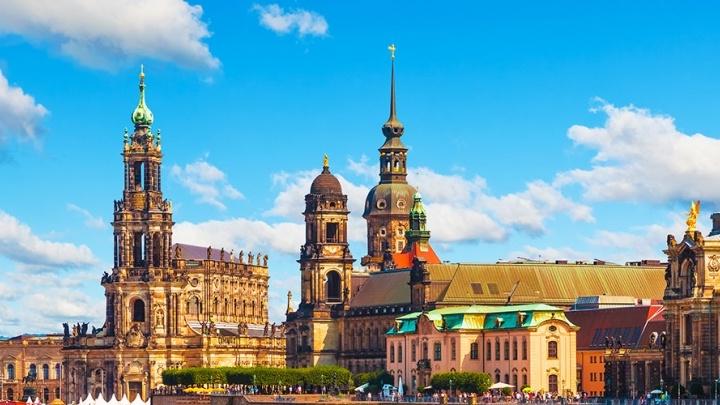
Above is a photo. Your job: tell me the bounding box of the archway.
[326,271,341,301]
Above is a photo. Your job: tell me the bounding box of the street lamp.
[715,379,719,403]
[253,374,257,394]
[321,374,325,395]
[449,379,453,398]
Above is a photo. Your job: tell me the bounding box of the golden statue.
[323,153,329,168]
[388,43,396,60]
[686,200,701,232]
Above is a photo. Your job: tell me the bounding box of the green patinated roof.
[386,303,575,335]
[131,65,154,127]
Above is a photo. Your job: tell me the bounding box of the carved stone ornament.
[709,255,720,273]
[125,323,146,348]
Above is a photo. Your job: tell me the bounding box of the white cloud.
[174,218,304,255]
[0,210,97,269]
[253,4,328,37]
[171,159,243,210]
[0,70,48,143]
[406,167,593,242]
[0,0,219,70]
[347,155,376,180]
[67,203,106,230]
[556,101,720,202]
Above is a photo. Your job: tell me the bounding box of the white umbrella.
[25,396,32,404]
[118,394,131,405]
[397,376,404,397]
[489,382,514,390]
[129,394,145,405]
[107,394,119,405]
[33,396,41,404]
[94,394,108,405]
[83,393,95,405]
[354,383,369,393]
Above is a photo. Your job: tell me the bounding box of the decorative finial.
[323,153,329,168]
[686,200,701,233]
[382,43,403,135]
[131,65,154,127]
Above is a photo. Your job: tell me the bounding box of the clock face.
[322,245,341,256]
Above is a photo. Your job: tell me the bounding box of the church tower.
[286,156,355,367]
[106,66,175,340]
[362,45,417,271]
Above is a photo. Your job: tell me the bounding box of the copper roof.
[310,167,342,194]
[432,263,666,306]
[350,270,410,308]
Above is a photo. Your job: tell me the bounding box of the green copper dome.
[131,65,154,127]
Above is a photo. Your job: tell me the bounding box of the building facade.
[385,304,578,395]
[285,51,668,375]
[0,335,64,403]
[567,304,665,398]
[61,68,285,404]
[663,204,720,395]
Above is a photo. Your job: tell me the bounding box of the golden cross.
[388,43,396,60]
[323,153,329,168]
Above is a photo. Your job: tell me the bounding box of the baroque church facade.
[663,203,720,395]
[61,68,285,403]
[285,52,668,377]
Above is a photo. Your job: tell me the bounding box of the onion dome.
[310,154,342,195]
[131,65,154,127]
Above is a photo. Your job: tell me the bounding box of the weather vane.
[388,43,396,60]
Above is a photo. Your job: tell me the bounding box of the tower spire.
[383,44,404,136]
[131,64,154,128]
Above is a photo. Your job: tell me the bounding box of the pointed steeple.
[382,44,404,137]
[131,64,154,128]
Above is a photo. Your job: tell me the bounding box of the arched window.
[504,340,510,360]
[390,344,395,363]
[42,364,49,380]
[398,344,403,363]
[132,299,145,322]
[43,388,49,402]
[451,338,457,360]
[55,364,61,379]
[422,342,428,360]
[522,338,528,360]
[55,387,60,400]
[495,371,500,383]
[548,341,558,359]
[470,343,479,360]
[513,338,518,360]
[548,374,558,393]
[7,388,13,400]
[411,341,417,361]
[486,340,492,360]
[495,338,500,361]
[29,364,37,379]
[513,373,518,389]
[7,363,15,380]
[326,271,341,301]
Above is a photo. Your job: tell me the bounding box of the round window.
[190,278,199,287]
[397,199,406,209]
[376,199,387,210]
[379,227,387,236]
[549,325,557,332]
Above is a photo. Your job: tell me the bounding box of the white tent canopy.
[489,382,515,390]
[73,394,150,405]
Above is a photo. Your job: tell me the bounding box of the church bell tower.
[106,66,174,339]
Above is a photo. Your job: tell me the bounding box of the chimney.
[710,213,720,237]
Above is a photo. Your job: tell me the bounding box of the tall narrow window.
[398,344,403,363]
[326,271,341,301]
[451,338,457,360]
[495,338,500,361]
[133,161,144,189]
[7,364,14,380]
[684,314,693,345]
[548,375,558,393]
[29,364,37,379]
[504,340,510,360]
[486,340,492,361]
[470,343,479,360]
[433,342,442,361]
[132,299,145,322]
[326,223,339,243]
[390,344,395,363]
[152,233,161,267]
[522,338,528,360]
[411,341,417,362]
[548,341,558,359]
[513,338,518,360]
[42,364,49,380]
[133,232,145,267]
[55,364,61,379]
[422,342,428,360]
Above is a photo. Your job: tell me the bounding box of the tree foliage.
[162,365,352,389]
[430,372,492,394]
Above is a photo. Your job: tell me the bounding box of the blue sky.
[1,1,720,335]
